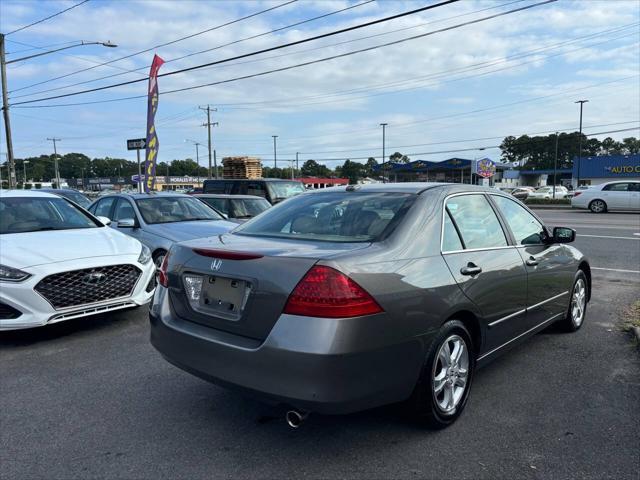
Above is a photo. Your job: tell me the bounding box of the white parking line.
[578,234,640,240]
[592,267,640,274]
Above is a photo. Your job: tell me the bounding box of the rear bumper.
[149,286,428,414]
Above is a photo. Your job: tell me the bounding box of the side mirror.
[96,216,111,226]
[117,218,136,228]
[553,226,576,243]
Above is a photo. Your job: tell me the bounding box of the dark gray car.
[150,183,590,428]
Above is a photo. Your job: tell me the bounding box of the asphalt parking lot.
[1,208,638,480]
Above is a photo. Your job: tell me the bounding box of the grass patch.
[621,300,640,331]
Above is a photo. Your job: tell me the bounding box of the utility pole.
[575,100,588,187]
[272,135,278,169]
[199,105,218,179]
[213,150,217,179]
[22,160,29,184]
[0,34,15,188]
[380,123,388,183]
[47,138,61,188]
[553,132,559,199]
[296,152,299,177]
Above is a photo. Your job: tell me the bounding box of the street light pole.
[380,123,388,183]
[0,38,117,189]
[23,160,29,185]
[185,139,202,176]
[575,99,588,187]
[272,135,278,170]
[47,137,61,188]
[0,34,15,188]
[553,132,559,199]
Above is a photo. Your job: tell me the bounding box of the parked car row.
[571,180,640,212]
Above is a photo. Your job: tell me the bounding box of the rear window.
[266,181,306,201]
[234,192,416,243]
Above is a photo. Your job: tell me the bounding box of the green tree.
[389,151,410,163]
[365,157,378,176]
[340,159,365,184]
[300,159,331,177]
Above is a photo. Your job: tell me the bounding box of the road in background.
[533,209,640,274]
[1,208,638,480]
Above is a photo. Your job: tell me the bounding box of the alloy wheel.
[571,278,587,326]
[432,334,469,414]
[590,200,605,213]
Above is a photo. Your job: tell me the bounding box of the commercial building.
[573,154,639,186]
[299,177,349,189]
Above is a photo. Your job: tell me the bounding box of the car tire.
[408,320,475,429]
[589,199,607,213]
[558,271,588,332]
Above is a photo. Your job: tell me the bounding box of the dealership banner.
[143,54,165,193]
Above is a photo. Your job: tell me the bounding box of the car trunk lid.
[168,233,370,340]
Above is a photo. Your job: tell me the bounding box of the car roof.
[302,182,496,195]
[0,189,60,198]
[96,191,191,199]
[195,194,268,199]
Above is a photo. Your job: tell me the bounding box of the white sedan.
[571,180,640,213]
[527,186,569,199]
[0,190,156,331]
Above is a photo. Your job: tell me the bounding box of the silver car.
[88,193,237,268]
[150,183,590,428]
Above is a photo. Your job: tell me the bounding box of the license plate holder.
[198,275,251,321]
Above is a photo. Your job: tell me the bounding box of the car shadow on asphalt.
[0,308,141,348]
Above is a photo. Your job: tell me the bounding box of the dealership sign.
[605,165,640,174]
[476,159,496,178]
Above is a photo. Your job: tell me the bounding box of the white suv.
[571,181,640,213]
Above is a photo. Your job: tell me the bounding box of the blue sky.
[1,0,639,170]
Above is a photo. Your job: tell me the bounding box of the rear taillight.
[573,192,582,198]
[158,252,170,288]
[284,265,383,318]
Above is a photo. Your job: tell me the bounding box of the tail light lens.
[573,192,582,197]
[284,265,383,318]
[158,252,170,288]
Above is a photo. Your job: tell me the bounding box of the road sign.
[127,138,146,150]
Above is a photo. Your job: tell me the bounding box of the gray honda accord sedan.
[150,183,590,428]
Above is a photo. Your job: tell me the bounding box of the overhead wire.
[11,0,557,107]
[9,0,521,100]
[8,0,298,93]
[9,0,378,98]
[4,0,90,36]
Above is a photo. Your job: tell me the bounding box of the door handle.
[526,256,539,267]
[460,263,482,276]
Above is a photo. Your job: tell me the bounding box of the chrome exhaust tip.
[285,410,308,428]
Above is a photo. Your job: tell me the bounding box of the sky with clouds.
[1,0,638,169]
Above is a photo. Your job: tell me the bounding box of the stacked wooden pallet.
[222,157,262,179]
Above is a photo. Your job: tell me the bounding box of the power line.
[12,0,557,107]
[5,0,90,36]
[9,0,516,100]
[206,27,639,110]
[10,0,377,98]
[272,127,640,162]
[8,0,298,94]
[5,39,147,77]
[11,0,462,104]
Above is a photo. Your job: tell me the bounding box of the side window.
[629,183,640,192]
[492,195,545,245]
[442,209,464,252]
[247,182,266,198]
[94,198,115,218]
[208,198,228,215]
[445,195,507,249]
[112,199,136,221]
[603,183,629,192]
